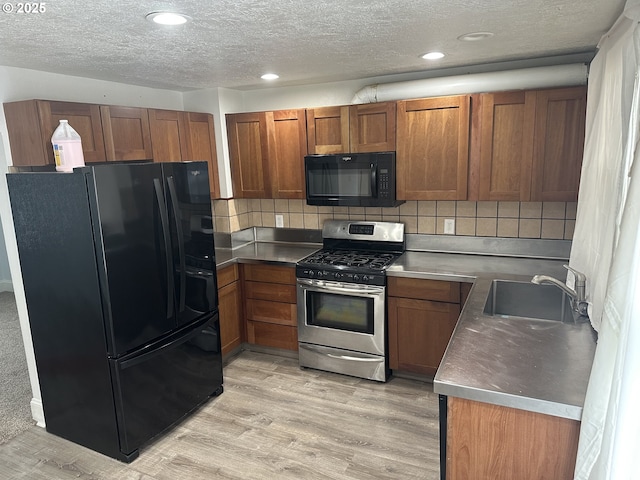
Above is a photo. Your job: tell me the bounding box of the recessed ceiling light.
[261,73,279,80]
[457,32,494,42]
[146,12,191,25]
[421,52,445,60]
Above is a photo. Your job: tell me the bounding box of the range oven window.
[305,290,374,334]
[307,165,372,198]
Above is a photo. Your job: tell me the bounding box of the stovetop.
[298,249,400,271]
[296,220,405,286]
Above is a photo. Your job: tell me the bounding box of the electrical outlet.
[444,218,455,234]
[275,214,284,228]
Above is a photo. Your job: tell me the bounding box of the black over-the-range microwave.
[304,151,404,207]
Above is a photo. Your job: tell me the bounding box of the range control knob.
[334,272,342,280]
[308,270,315,277]
[353,274,361,282]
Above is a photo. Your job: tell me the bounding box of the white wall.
[0,66,188,425]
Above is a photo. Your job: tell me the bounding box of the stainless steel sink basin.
[483,280,575,322]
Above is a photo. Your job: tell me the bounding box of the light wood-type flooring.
[0,351,441,479]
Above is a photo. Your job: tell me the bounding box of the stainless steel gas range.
[296,220,405,382]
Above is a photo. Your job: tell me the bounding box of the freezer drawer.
[110,314,223,459]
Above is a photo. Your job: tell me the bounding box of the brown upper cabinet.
[148,109,220,198]
[531,87,586,201]
[306,102,396,154]
[473,86,586,202]
[4,100,107,166]
[227,109,307,199]
[100,105,153,161]
[396,95,471,200]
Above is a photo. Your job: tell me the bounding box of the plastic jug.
[51,120,85,172]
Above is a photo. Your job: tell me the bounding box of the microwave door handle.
[370,163,378,198]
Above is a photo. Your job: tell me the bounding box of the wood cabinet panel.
[245,281,297,303]
[243,264,296,285]
[149,110,220,198]
[100,105,152,161]
[447,396,580,480]
[396,95,470,200]
[148,109,186,162]
[217,263,239,289]
[349,102,396,152]
[183,112,220,199]
[247,321,298,351]
[4,100,107,166]
[532,86,587,201]
[306,106,350,154]
[246,299,297,326]
[227,112,270,198]
[477,91,536,201]
[388,276,460,303]
[266,109,307,198]
[219,279,243,355]
[388,296,459,376]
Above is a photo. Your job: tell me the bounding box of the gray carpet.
[0,291,35,444]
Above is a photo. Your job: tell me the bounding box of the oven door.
[297,278,385,356]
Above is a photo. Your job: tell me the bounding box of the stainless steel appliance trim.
[322,220,404,243]
[296,278,385,295]
[297,280,386,356]
[298,343,387,382]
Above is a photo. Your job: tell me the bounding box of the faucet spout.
[531,265,588,316]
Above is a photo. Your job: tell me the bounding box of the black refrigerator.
[7,161,223,462]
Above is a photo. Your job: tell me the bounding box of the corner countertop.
[215,240,596,421]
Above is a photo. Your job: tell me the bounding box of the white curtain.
[573,1,640,478]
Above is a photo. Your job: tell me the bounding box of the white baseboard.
[0,280,13,292]
[30,398,45,427]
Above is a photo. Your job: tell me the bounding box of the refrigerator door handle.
[166,176,186,313]
[153,178,174,319]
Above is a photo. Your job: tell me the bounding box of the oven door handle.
[297,279,384,295]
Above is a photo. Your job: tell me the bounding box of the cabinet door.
[266,109,307,198]
[100,106,153,161]
[219,278,243,356]
[477,91,536,201]
[227,112,271,198]
[148,109,187,163]
[306,106,350,154]
[183,112,220,199]
[349,102,396,152]
[397,95,470,200]
[531,87,587,201]
[42,101,107,164]
[4,100,107,166]
[388,296,460,376]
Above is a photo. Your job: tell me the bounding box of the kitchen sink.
[483,279,575,322]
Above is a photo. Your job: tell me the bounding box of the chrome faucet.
[531,265,588,316]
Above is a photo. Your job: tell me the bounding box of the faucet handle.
[563,264,586,285]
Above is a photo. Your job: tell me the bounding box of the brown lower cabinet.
[242,263,298,351]
[217,264,244,356]
[446,396,580,480]
[388,276,469,377]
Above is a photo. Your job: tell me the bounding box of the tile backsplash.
[212,199,576,240]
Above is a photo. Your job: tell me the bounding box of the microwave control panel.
[379,168,390,199]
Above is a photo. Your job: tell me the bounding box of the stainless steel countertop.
[433,273,597,421]
[215,240,596,421]
[216,242,320,269]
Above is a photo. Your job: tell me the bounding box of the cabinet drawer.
[217,264,238,289]
[245,281,296,303]
[246,299,297,326]
[247,321,298,351]
[243,264,296,285]
[388,276,461,303]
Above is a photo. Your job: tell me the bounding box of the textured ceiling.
[0,0,626,92]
